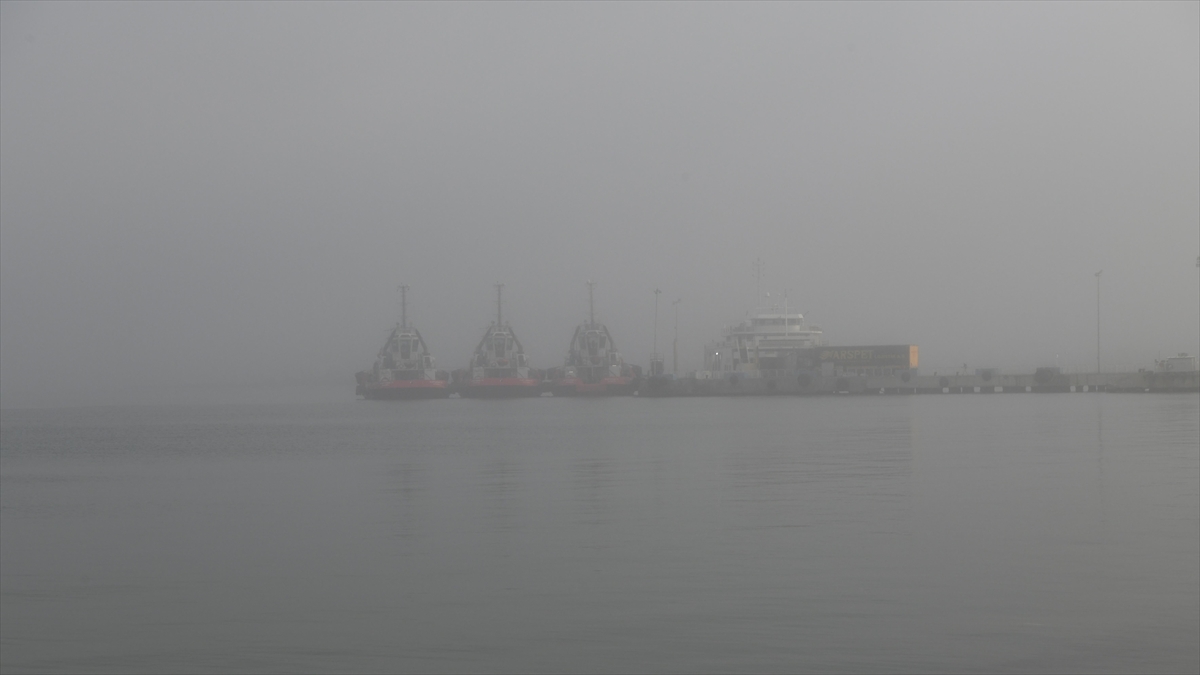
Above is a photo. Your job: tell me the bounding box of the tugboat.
[550,281,641,396]
[460,284,541,398]
[355,286,451,399]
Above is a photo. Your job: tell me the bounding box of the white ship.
[703,299,824,377]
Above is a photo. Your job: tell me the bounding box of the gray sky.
[2,1,1197,407]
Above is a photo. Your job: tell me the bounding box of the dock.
[639,368,1199,396]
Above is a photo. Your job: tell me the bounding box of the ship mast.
[398,284,408,329]
[651,288,664,376]
[755,257,765,309]
[587,280,596,326]
[495,283,504,326]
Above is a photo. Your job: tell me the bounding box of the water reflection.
[384,460,428,540]
[571,452,617,526]
[482,456,520,532]
[721,404,915,537]
[4,397,1193,674]
[1095,396,1108,528]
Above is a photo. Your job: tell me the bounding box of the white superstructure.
[704,305,823,375]
[1156,353,1198,373]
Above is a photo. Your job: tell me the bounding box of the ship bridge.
[706,309,824,373]
[472,324,529,377]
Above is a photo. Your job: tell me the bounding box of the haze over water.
[2,4,1198,673]
[2,2,1198,409]
[3,394,1197,673]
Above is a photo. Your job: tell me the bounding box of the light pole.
[651,289,663,376]
[1095,270,1102,373]
[672,298,682,375]
[653,289,661,357]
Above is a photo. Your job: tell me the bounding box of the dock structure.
[361,276,1199,399]
[640,366,1199,397]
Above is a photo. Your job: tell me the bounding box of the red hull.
[552,376,639,396]
[462,378,542,398]
[363,379,450,400]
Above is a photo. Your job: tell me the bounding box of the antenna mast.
[495,283,504,326]
[587,280,596,325]
[397,285,408,329]
[754,257,765,309]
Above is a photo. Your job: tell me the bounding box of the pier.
[640,368,1199,397]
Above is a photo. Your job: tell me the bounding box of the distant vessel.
[643,298,827,396]
[459,284,541,398]
[1156,353,1198,373]
[550,282,641,396]
[701,300,825,375]
[356,286,450,399]
[642,290,841,397]
[642,295,922,396]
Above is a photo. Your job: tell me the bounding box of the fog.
[2,2,1197,408]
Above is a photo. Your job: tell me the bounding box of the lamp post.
[672,298,682,375]
[651,289,663,376]
[1095,270,1102,373]
[653,288,661,358]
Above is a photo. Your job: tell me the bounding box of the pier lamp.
[1095,270,1102,374]
[653,288,661,359]
[673,298,682,375]
[651,289,664,376]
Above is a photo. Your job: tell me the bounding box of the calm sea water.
[2,394,1197,674]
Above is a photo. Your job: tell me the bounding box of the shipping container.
[812,345,917,369]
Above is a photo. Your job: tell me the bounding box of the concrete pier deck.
[640,369,1199,396]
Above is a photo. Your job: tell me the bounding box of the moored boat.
[644,286,828,396]
[550,281,641,396]
[356,286,451,399]
[701,302,824,376]
[460,284,541,398]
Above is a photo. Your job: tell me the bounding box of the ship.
[355,286,451,399]
[458,284,541,398]
[643,293,920,397]
[643,293,837,396]
[701,298,825,376]
[549,282,641,396]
